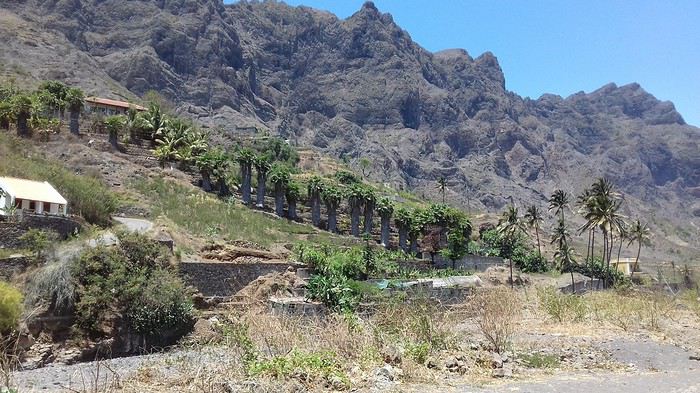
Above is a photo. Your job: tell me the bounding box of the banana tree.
[362,187,376,235]
[0,100,12,130]
[195,149,218,192]
[286,181,301,220]
[394,207,412,252]
[254,156,271,208]
[376,197,394,248]
[322,185,343,233]
[307,176,324,227]
[347,184,365,237]
[269,164,291,217]
[236,148,255,205]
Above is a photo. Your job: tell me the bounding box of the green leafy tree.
[394,207,412,252]
[285,181,301,220]
[65,87,84,135]
[268,164,291,217]
[10,93,33,137]
[38,80,69,118]
[627,219,651,279]
[346,184,365,237]
[436,176,447,203]
[322,185,342,233]
[104,115,126,149]
[307,176,324,227]
[376,197,394,248]
[524,205,544,257]
[19,228,54,262]
[358,157,371,179]
[254,156,271,208]
[497,205,526,288]
[236,148,256,205]
[440,230,469,269]
[555,244,577,293]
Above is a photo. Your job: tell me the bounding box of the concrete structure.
[0,177,67,216]
[84,97,146,116]
[611,257,639,276]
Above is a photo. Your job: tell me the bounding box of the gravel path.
[112,216,154,234]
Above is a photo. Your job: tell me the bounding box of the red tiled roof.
[85,97,146,111]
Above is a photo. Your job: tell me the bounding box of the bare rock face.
[1,0,698,257]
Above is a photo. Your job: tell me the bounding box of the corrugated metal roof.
[0,177,67,205]
[85,97,146,111]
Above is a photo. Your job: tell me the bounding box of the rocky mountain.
[1,0,698,260]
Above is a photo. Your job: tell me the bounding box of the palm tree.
[104,115,125,149]
[408,209,425,255]
[497,205,526,288]
[394,207,412,252]
[307,176,324,227]
[524,205,544,257]
[195,150,218,192]
[38,81,69,119]
[548,189,570,220]
[213,153,231,197]
[346,184,365,237]
[550,218,571,253]
[555,244,578,293]
[322,185,342,233]
[63,87,84,135]
[269,164,290,217]
[236,148,256,205]
[376,197,394,248]
[436,176,447,203]
[362,187,377,235]
[286,181,301,220]
[576,188,595,265]
[10,93,33,137]
[254,156,271,208]
[627,220,651,279]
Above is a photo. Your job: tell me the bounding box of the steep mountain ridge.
[1,0,698,260]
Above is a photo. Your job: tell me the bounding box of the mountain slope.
[1,0,698,261]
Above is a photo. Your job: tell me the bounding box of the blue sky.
[227,1,700,126]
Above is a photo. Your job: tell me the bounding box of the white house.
[0,177,68,216]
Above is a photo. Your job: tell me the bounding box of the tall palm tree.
[104,115,125,149]
[254,156,271,208]
[269,164,290,217]
[394,207,412,252]
[627,220,651,279]
[285,181,301,220]
[362,187,377,235]
[548,189,570,221]
[524,205,544,257]
[307,176,324,227]
[376,197,394,248]
[576,188,595,265]
[236,149,256,205]
[498,205,526,288]
[10,93,33,137]
[436,176,447,203]
[347,184,365,237]
[322,185,342,233]
[555,244,577,293]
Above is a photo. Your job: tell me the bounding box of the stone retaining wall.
[0,214,83,249]
[179,261,299,297]
[432,254,505,272]
[0,256,31,280]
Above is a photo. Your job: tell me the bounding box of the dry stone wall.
[0,214,82,249]
[180,261,298,297]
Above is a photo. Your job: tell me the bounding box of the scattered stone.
[690,355,700,361]
[374,364,403,382]
[490,352,503,369]
[382,345,403,365]
[492,364,513,378]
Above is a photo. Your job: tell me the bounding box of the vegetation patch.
[0,282,22,333]
[518,352,561,369]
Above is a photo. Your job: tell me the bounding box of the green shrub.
[18,229,55,261]
[537,287,587,323]
[334,170,360,185]
[72,233,193,339]
[518,352,560,369]
[250,350,348,387]
[0,282,23,332]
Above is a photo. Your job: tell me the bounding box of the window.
[43,202,51,213]
[15,198,22,208]
[28,201,36,211]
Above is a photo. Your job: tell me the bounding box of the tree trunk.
[17,114,29,137]
[571,270,575,294]
[509,259,514,289]
[241,165,251,205]
[535,224,542,257]
[630,242,641,279]
[398,226,408,252]
[311,195,321,227]
[288,200,297,220]
[218,178,230,197]
[409,234,418,256]
[274,183,285,217]
[0,118,8,130]
[69,110,80,135]
[327,206,337,233]
[585,229,592,265]
[256,172,266,208]
[201,172,213,192]
[380,214,390,248]
[363,203,374,235]
[350,204,361,236]
[109,131,118,149]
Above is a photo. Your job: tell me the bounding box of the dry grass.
[468,287,520,354]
